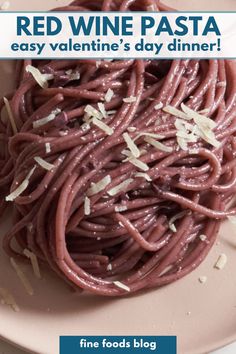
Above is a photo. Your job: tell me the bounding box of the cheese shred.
[98,102,107,118]
[3,97,17,134]
[169,211,187,233]
[135,132,165,141]
[23,249,41,279]
[10,258,34,295]
[33,108,61,129]
[123,132,140,158]
[128,157,149,172]
[144,136,173,153]
[163,105,190,120]
[84,105,102,120]
[5,166,36,202]
[107,263,112,271]
[214,254,227,270]
[154,102,163,110]
[26,65,53,89]
[45,142,51,154]
[84,196,91,216]
[0,288,19,312]
[34,156,54,171]
[123,96,136,103]
[92,117,114,135]
[135,172,152,181]
[113,281,130,292]
[108,178,134,196]
[87,175,111,196]
[198,276,207,284]
[199,234,207,242]
[105,88,114,103]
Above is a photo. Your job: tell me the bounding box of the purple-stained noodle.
[1,0,236,295]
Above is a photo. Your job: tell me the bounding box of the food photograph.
[0,0,236,353]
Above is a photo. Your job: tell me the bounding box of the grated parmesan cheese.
[195,123,220,147]
[154,102,163,110]
[84,196,91,216]
[123,96,136,103]
[163,105,190,120]
[181,104,216,128]
[108,178,134,196]
[84,105,102,120]
[189,149,199,155]
[66,70,80,81]
[177,137,188,151]
[135,132,165,141]
[23,249,41,279]
[158,265,174,277]
[199,234,207,242]
[92,117,114,135]
[115,205,128,212]
[0,288,19,312]
[123,132,140,158]
[87,175,111,196]
[98,102,107,118]
[127,157,149,172]
[3,97,17,134]
[107,110,117,116]
[127,127,137,132]
[105,88,114,103]
[135,172,152,181]
[121,149,131,157]
[144,136,173,153]
[122,149,149,171]
[10,258,34,295]
[169,211,187,233]
[81,122,90,132]
[169,223,177,233]
[107,263,112,271]
[174,118,198,151]
[198,276,207,284]
[5,166,36,202]
[113,281,130,292]
[33,108,61,129]
[0,1,10,10]
[175,121,194,136]
[59,130,68,136]
[26,65,53,89]
[181,103,220,148]
[34,156,54,171]
[214,254,227,270]
[45,142,51,154]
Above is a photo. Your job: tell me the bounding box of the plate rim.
[1,320,236,354]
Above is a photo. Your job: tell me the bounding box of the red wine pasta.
[0,0,236,296]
